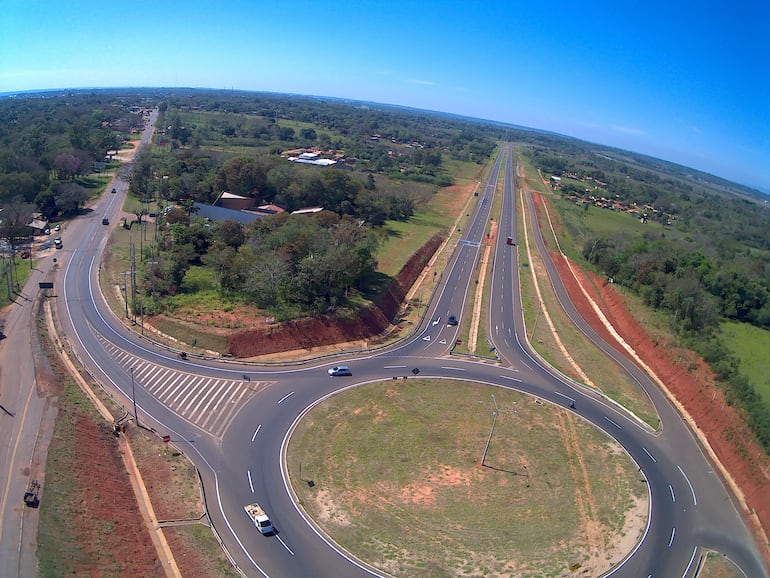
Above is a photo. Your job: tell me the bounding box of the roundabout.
[286,379,648,577]
[47,138,768,577]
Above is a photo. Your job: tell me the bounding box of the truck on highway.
[244,503,274,534]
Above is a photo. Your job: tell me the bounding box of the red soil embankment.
[227,233,446,358]
[531,191,770,564]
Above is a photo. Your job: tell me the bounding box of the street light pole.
[120,271,131,318]
[130,366,139,427]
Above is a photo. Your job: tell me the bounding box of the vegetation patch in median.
[288,379,648,578]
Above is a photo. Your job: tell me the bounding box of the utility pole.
[120,271,131,318]
[3,250,11,301]
[481,395,499,467]
[130,366,139,427]
[130,241,137,323]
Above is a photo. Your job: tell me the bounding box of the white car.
[327,365,352,377]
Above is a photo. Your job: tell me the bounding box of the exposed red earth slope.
[530,191,770,567]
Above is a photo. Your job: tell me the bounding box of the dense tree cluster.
[583,234,770,332]
[154,90,498,185]
[144,211,378,317]
[136,149,419,227]
[0,90,134,219]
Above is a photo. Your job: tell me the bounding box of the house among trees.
[290,207,324,215]
[195,194,287,224]
[214,191,254,211]
[287,151,337,166]
[550,175,562,188]
[28,214,49,235]
[193,202,265,225]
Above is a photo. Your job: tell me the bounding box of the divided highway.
[50,137,767,577]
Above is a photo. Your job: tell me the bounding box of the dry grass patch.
[288,379,648,577]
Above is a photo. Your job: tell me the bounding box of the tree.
[0,197,35,249]
[53,153,80,180]
[217,220,245,248]
[164,207,190,225]
[34,188,58,219]
[130,150,153,198]
[300,128,317,141]
[54,182,89,215]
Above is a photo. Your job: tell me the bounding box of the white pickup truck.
[244,503,274,534]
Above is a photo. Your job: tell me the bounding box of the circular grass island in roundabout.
[287,379,649,578]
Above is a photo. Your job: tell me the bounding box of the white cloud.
[611,125,645,135]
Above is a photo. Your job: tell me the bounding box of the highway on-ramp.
[50,141,767,577]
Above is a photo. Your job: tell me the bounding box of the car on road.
[111,187,117,194]
[53,237,63,249]
[447,314,458,326]
[102,217,109,225]
[53,224,61,232]
[327,365,352,377]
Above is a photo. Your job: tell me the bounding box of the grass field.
[513,155,659,427]
[0,257,34,308]
[377,160,484,277]
[288,379,648,577]
[721,320,770,404]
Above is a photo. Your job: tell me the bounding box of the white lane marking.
[147,368,175,394]
[499,374,522,383]
[277,391,295,404]
[276,534,294,555]
[200,381,236,428]
[156,372,187,401]
[603,416,622,430]
[168,374,197,404]
[669,484,675,502]
[683,547,699,577]
[177,376,207,412]
[383,365,407,369]
[440,366,465,371]
[247,470,254,493]
[190,378,229,418]
[678,465,697,506]
[432,317,441,326]
[251,424,262,442]
[423,335,431,341]
[554,391,576,403]
[668,527,676,547]
[642,447,657,463]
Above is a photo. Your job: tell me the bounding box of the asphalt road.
[48,139,769,578]
[0,257,57,578]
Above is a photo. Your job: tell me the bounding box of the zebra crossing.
[98,337,269,438]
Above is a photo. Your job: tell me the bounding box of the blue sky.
[2,0,769,191]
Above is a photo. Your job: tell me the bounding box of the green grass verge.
[721,320,770,405]
[515,161,659,427]
[288,379,648,577]
[697,551,745,578]
[0,257,35,307]
[377,163,484,278]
